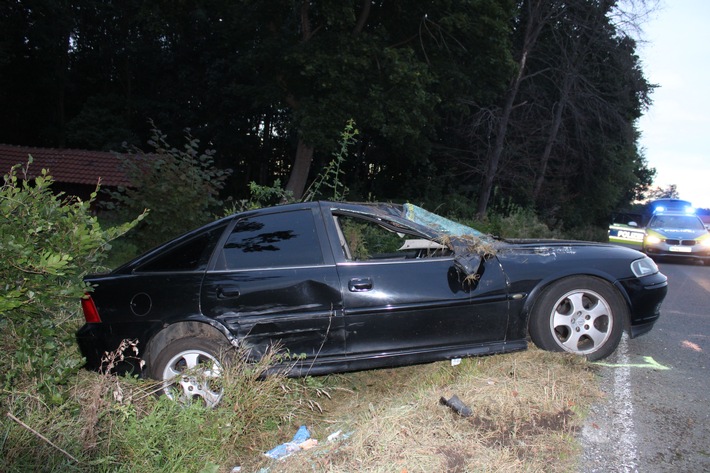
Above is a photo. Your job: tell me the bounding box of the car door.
[200,206,345,364]
[327,211,510,358]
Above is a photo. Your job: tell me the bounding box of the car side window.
[335,214,451,261]
[221,210,324,270]
[137,223,227,272]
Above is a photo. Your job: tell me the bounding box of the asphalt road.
[581,260,710,472]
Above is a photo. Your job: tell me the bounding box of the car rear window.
[221,210,323,270]
[137,223,228,272]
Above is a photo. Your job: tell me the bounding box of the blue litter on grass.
[264,425,311,460]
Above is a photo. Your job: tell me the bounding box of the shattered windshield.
[402,203,486,238]
[401,203,494,278]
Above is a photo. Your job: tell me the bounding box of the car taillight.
[81,295,101,323]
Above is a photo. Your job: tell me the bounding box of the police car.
[643,208,710,263]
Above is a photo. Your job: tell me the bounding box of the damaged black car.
[77,202,667,405]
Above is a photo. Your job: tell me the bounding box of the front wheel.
[149,337,231,407]
[528,276,626,361]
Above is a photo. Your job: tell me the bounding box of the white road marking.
[613,334,639,472]
[581,333,641,472]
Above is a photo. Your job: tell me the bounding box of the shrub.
[223,178,295,214]
[0,159,143,402]
[485,204,562,239]
[105,122,231,252]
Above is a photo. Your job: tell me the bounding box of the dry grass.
[0,346,602,472]
[243,347,602,473]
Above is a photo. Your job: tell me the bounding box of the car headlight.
[645,235,662,244]
[631,257,659,277]
[701,238,710,247]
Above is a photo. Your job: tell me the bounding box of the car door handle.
[348,278,373,292]
[216,286,241,299]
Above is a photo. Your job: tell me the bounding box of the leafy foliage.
[488,205,562,240]
[0,1,658,235]
[105,123,232,252]
[302,119,357,202]
[224,119,358,214]
[0,159,143,401]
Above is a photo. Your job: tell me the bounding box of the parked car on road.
[643,211,710,263]
[77,202,668,405]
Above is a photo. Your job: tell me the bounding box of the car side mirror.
[448,255,484,293]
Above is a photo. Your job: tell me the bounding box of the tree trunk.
[475,0,556,219]
[280,0,372,200]
[284,138,314,200]
[475,52,527,219]
[533,74,571,200]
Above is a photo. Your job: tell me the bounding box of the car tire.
[528,276,626,361]
[149,337,232,407]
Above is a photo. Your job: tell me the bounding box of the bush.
[0,159,143,402]
[483,204,562,239]
[105,122,231,252]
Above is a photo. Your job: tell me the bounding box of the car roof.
[651,210,700,217]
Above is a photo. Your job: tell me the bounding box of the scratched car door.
[329,212,510,358]
[200,207,344,363]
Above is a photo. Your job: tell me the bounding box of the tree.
[0,0,77,146]
[646,184,680,201]
[473,0,563,219]
[231,1,440,199]
[0,0,655,225]
[462,0,654,226]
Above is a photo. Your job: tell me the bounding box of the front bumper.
[643,241,710,261]
[617,271,668,338]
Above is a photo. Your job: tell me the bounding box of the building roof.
[0,144,131,187]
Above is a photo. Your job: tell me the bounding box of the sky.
[636,0,710,209]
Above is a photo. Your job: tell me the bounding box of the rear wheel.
[529,276,626,361]
[149,337,231,407]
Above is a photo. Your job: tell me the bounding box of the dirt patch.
[437,446,467,473]
[471,407,576,446]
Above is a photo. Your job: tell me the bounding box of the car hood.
[496,239,644,264]
[501,238,592,246]
[448,238,643,280]
[497,238,642,254]
[492,238,647,282]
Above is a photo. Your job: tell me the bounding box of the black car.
[77,202,667,405]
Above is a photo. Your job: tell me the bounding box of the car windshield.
[403,203,487,238]
[649,215,705,231]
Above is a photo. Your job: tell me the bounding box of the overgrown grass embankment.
[1,347,601,472]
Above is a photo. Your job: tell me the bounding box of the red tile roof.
[0,144,131,187]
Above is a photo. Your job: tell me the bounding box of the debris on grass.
[264,425,318,460]
[439,394,473,417]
